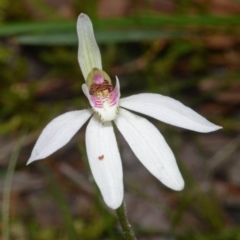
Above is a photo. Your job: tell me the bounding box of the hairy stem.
[116,201,136,240]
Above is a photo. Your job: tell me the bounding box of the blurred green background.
[1,0,240,239]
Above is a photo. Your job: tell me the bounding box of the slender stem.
[2,135,24,240]
[116,201,136,240]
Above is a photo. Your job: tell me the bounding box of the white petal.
[82,83,89,99]
[27,109,93,164]
[120,93,222,133]
[115,108,184,191]
[86,114,123,209]
[77,13,102,80]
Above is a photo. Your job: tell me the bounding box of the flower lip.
[82,76,121,122]
[89,87,118,108]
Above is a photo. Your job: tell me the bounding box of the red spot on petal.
[98,155,104,160]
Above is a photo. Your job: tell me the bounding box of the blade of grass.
[16,29,188,45]
[39,164,78,240]
[184,228,240,240]
[2,133,24,240]
[0,21,74,36]
[0,14,240,36]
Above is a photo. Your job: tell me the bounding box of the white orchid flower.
[27,13,222,209]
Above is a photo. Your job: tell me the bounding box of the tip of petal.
[26,155,40,165]
[26,159,32,165]
[104,196,123,210]
[196,124,222,133]
[78,13,89,21]
[26,159,33,166]
[172,179,185,191]
[160,170,185,191]
[203,124,222,133]
[162,176,185,191]
[77,13,92,30]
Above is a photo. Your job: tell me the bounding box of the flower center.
[89,79,113,96]
[85,68,120,122]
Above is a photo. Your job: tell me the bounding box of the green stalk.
[116,201,136,240]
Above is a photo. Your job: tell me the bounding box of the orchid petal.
[27,110,93,164]
[120,93,221,133]
[77,13,102,80]
[115,108,184,191]
[86,114,123,209]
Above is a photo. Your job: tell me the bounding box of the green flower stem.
[116,201,136,240]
